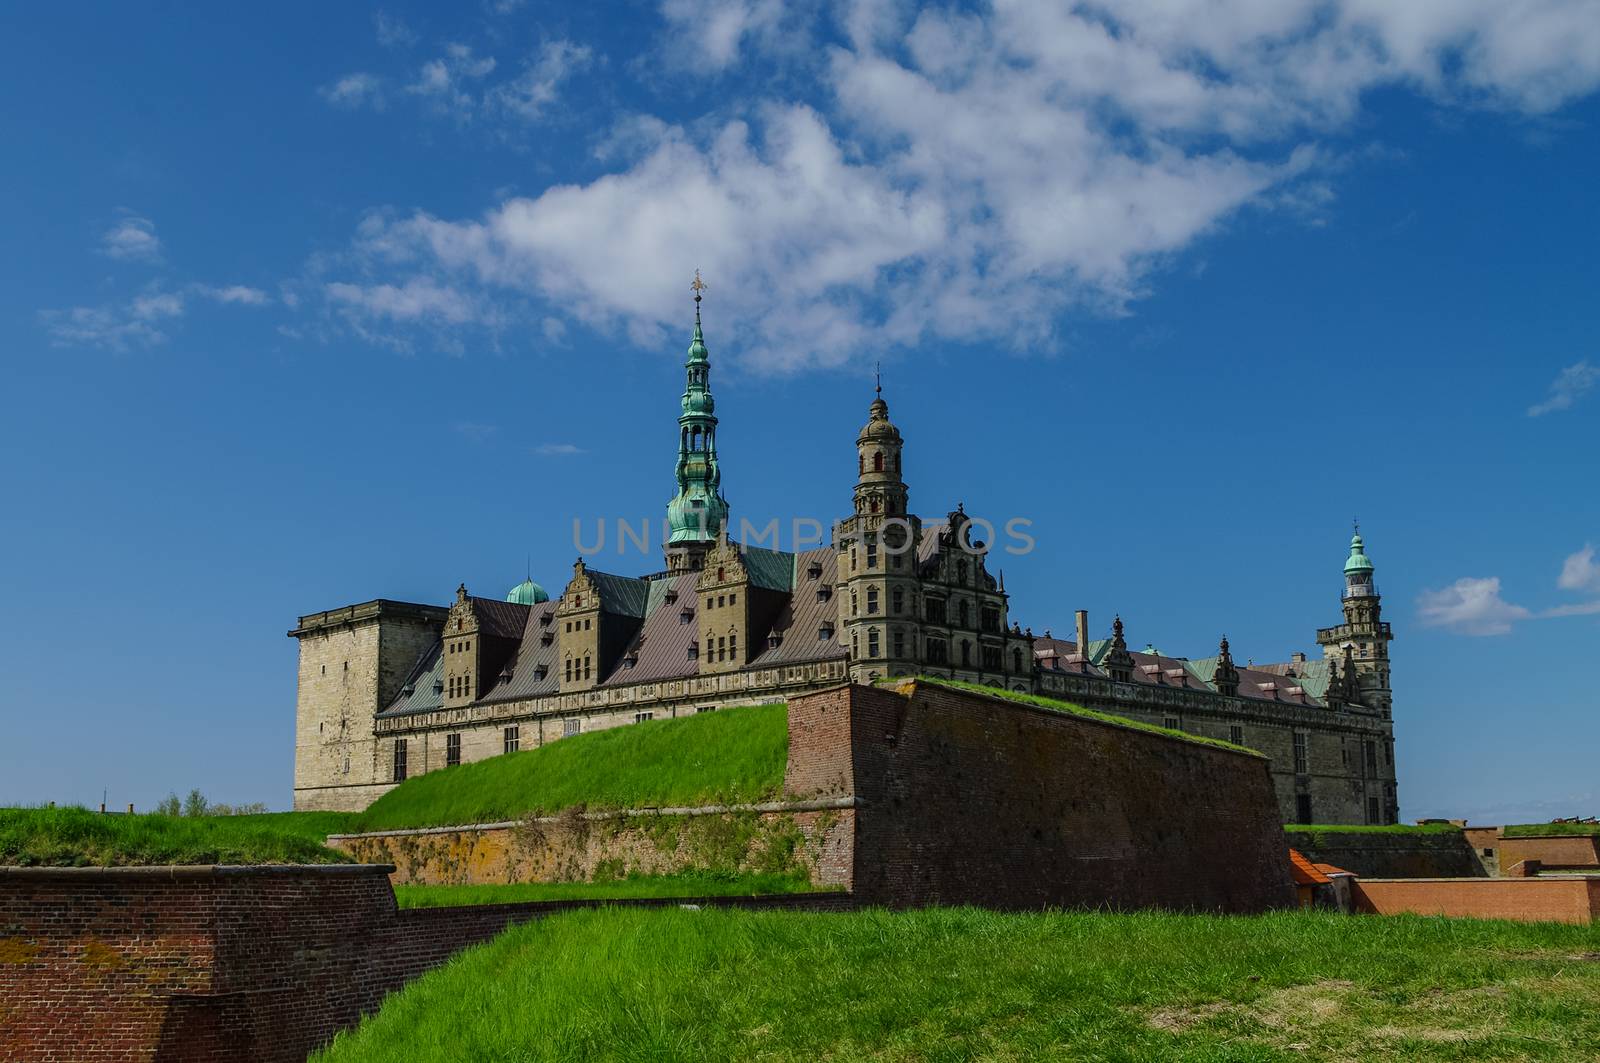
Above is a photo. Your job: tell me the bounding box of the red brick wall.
[786,682,1295,912]
[1354,877,1600,924]
[0,865,853,1062]
[1498,835,1600,871]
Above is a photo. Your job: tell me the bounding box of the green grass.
[1285,823,1463,835]
[918,677,1261,755]
[1506,822,1600,837]
[316,907,1600,1062]
[0,806,357,866]
[393,870,821,908]
[354,703,788,832]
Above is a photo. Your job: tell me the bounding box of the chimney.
[1075,609,1089,654]
[1291,651,1307,663]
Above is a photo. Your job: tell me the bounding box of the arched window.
[1012,649,1023,673]
[583,656,592,679]
[870,497,879,514]
[961,639,972,666]
[867,588,879,614]
[873,451,883,472]
[729,632,737,659]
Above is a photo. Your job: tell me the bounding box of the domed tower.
[1316,525,1393,717]
[838,374,922,684]
[505,578,549,605]
[665,274,730,574]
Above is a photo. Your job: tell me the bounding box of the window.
[892,588,904,614]
[718,595,725,607]
[982,607,1000,633]
[819,623,834,640]
[1367,796,1381,825]
[697,706,716,714]
[1230,725,1244,746]
[717,636,726,661]
[873,451,883,471]
[635,712,654,723]
[868,629,880,658]
[1385,740,1393,766]
[392,740,408,782]
[1293,732,1309,775]
[982,646,1001,670]
[342,753,350,775]
[564,659,572,682]
[729,593,737,606]
[925,598,945,624]
[867,588,879,613]
[851,591,858,617]
[960,639,971,666]
[1363,741,1377,779]
[927,638,948,665]
[729,632,737,660]
[893,630,904,657]
[1163,717,1180,731]
[583,656,591,679]
[866,542,877,567]
[851,548,858,571]
[1012,648,1023,673]
[446,733,461,767]
[1295,793,1313,824]
[956,560,968,584]
[958,600,969,627]
[503,726,520,754]
[563,718,581,737]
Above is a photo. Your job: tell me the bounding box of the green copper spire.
[667,272,729,551]
[1344,527,1374,575]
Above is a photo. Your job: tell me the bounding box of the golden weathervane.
[691,270,708,301]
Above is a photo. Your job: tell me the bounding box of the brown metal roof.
[750,546,847,666]
[598,573,702,686]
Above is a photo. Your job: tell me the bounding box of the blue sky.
[2,2,1597,822]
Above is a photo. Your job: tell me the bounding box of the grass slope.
[1506,822,1600,837]
[317,907,1600,1062]
[920,677,1260,755]
[1285,823,1463,835]
[355,703,788,831]
[0,807,356,866]
[394,870,819,908]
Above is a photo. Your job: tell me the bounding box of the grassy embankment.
[316,906,1600,1062]
[1505,822,1600,837]
[1284,822,1463,835]
[0,806,357,866]
[351,702,790,831]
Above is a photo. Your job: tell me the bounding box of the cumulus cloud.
[1558,543,1600,592]
[1417,577,1531,636]
[374,11,417,49]
[1528,360,1599,416]
[321,72,385,110]
[99,215,161,262]
[40,288,186,351]
[408,44,497,115]
[314,0,1600,367]
[657,0,797,70]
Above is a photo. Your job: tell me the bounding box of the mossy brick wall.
[0,865,854,1062]
[328,804,855,890]
[786,681,1295,912]
[1283,829,1482,879]
[1354,877,1600,924]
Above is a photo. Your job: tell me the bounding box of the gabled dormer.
[557,558,602,692]
[443,583,480,707]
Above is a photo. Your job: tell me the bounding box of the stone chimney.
[1075,609,1089,654]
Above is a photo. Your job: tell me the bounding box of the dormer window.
[534,664,548,680]
[818,623,835,640]
[807,562,823,580]
[687,641,699,661]
[541,632,554,645]
[539,613,552,626]
[664,589,678,604]
[768,634,783,649]
[817,586,832,601]
[433,678,444,695]
[680,607,694,624]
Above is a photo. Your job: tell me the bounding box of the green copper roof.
[505,578,549,605]
[1344,532,1374,575]
[668,297,728,545]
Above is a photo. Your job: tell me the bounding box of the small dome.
[506,578,549,605]
[858,396,901,443]
[1344,533,1374,575]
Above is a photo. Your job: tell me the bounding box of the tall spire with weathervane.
[665,271,730,573]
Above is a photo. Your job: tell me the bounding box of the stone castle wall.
[1282,828,1481,879]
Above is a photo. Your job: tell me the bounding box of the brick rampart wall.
[1353,877,1600,924]
[0,865,853,1062]
[1282,829,1481,879]
[1498,835,1600,871]
[786,682,1295,912]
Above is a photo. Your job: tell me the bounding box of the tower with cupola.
[1316,526,1393,717]
[665,273,730,574]
[837,379,923,683]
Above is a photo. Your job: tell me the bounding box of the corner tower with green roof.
[1316,525,1393,719]
[665,275,730,574]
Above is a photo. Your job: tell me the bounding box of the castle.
[291,290,1399,826]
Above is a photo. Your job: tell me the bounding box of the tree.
[155,793,181,817]
[183,789,209,817]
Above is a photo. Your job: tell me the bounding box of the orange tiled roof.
[1312,861,1352,877]
[1289,848,1332,886]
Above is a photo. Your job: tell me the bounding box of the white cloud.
[194,284,271,306]
[658,0,795,70]
[316,0,1600,367]
[99,215,161,262]
[1558,543,1600,592]
[1528,360,1599,416]
[489,40,592,121]
[321,72,385,110]
[408,44,497,115]
[40,288,185,351]
[1417,577,1531,636]
[325,278,479,324]
[454,421,497,442]
[374,11,417,49]
[535,442,585,456]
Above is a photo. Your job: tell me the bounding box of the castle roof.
[1032,635,1334,708]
